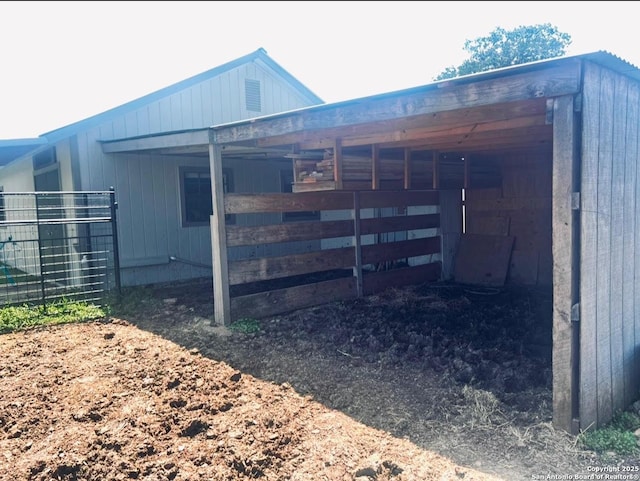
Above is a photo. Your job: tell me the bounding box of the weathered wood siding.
[580,61,640,429]
[72,61,318,285]
[225,190,442,322]
[464,151,552,287]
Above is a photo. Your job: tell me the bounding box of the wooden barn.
[101,51,640,433]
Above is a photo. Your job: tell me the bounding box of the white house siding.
[70,60,319,286]
[112,157,320,287]
[0,158,38,276]
[0,157,35,192]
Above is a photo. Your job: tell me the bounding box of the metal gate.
[0,189,120,306]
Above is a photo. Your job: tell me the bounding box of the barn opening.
[101,52,640,434]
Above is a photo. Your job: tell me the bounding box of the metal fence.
[0,189,120,307]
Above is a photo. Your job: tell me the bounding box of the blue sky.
[1,1,636,138]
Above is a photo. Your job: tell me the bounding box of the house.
[0,48,323,287]
[99,50,640,434]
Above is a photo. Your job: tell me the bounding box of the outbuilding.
[102,51,640,433]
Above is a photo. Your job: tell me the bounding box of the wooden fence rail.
[223,190,442,321]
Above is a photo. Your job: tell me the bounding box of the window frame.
[179,167,234,228]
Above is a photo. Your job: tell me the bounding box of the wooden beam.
[358,190,440,209]
[432,151,440,189]
[229,247,355,285]
[375,124,553,150]
[101,129,210,153]
[230,277,357,321]
[353,192,363,297]
[225,192,352,214]
[226,219,354,247]
[552,94,579,433]
[334,138,343,189]
[372,144,380,190]
[360,213,440,235]
[209,142,231,326]
[404,148,412,190]
[381,126,553,153]
[257,99,548,149]
[305,112,549,151]
[362,237,441,265]
[214,63,580,145]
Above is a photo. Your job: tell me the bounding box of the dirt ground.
[1,279,639,480]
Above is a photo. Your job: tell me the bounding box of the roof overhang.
[0,138,48,166]
[100,53,619,162]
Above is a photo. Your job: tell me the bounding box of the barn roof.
[98,50,640,164]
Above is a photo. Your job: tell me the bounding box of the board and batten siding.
[579,61,640,429]
[71,60,318,285]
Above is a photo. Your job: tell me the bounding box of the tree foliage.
[435,23,572,80]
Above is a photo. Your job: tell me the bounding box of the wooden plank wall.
[224,190,442,320]
[464,151,552,287]
[579,62,640,429]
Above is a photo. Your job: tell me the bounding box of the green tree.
[435,23,572,80]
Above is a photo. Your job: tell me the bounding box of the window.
[280,170,320,222]
[180,167,234,227]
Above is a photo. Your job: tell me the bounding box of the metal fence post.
[109,187,121,294]
[34,193,48,309]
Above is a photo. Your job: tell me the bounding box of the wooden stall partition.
[224,190,442,322]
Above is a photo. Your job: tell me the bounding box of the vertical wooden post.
[334,138,343,189]
[403,148,412,190]
[552,94,579,433]
[372,144,380,190]
[432,151,440,189]
[352,191,363,297]
[291,143,300,184]
[208,137,231,326]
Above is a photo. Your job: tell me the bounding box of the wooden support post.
[372,144,380,190]
[334,138,343,189]
[291,143,300,183]
[432,151,440,189]
[352,191,363,297]
[552,95,579,433]
[209,140,231,326]
[403,148,412,190]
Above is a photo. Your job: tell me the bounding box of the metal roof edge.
[210,50,640,132]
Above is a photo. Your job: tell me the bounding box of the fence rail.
[0,190,120,307]
[225,190,442,321]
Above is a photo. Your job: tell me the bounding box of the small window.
[180,167,234,227]
[280,170,320,222]
[0,187,5,223]
[245,79,262,112]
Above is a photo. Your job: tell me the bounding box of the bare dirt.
[1,279,638,481]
